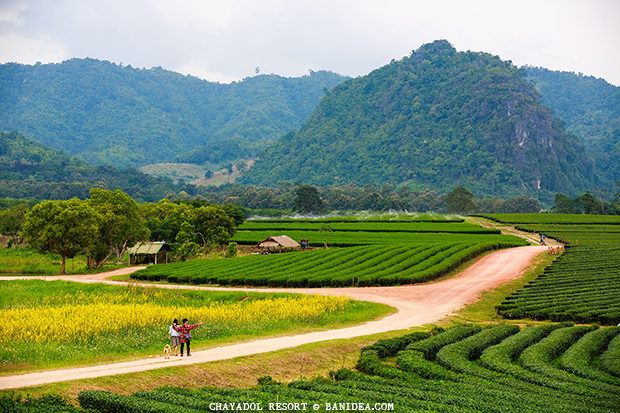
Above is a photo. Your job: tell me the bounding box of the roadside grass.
[0,247,132,275]
[2,330,412,402]
[0,247,87,275]
[0,280,392,375]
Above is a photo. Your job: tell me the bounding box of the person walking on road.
[175,318,203,357]
[168,319,181,356]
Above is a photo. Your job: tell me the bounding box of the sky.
[1,0,619,86]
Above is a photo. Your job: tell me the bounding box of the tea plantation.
[474,213,620,326]
[8,324,617,412]
[133,215,527,287]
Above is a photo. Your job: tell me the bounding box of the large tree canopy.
[21,198,101,273]
[88,188,150,268]
[446,187,477,215]
[292,185,325,214]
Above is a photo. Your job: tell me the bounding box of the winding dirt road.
[0,245,547,390]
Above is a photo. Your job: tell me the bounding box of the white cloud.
[0,0,618,85]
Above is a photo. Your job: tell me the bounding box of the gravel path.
[0,245,547,390]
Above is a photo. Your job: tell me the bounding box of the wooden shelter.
[257,235,301,253]
[127,242,171,265]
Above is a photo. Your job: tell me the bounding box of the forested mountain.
[240,40,596,201]
[525,67,620,183]
[0,130,194,202]
[0,59,347,168]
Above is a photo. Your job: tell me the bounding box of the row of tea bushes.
[133,241,520,287]
[73,324,620,413]
[497,246,620,325]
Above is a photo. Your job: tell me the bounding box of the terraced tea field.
[475,213,620,245]
[472,213,620,325]
[497,245,620,325]
[75,324,620,412]
[133,215,527,287]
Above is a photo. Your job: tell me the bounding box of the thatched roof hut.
[257,235,301,253]
[127,242,171,265]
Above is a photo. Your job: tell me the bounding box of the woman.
[168,319,181,356]
[175,318,203,357]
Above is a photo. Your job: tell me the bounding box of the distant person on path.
[175,318,203,357]
[168,319,181,356]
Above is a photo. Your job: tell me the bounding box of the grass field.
[0,247,89,275]
[0,280,390,375]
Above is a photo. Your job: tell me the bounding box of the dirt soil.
[0,245,547,390]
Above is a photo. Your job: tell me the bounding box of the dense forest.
[240,41,599,203]
[525,66,620,184]
[0,131,195,202]
[0,59,347,168]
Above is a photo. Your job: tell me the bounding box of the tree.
[89,188,150,268]
[21,199,101,274]
[446,187,476,215]
[553,193,581,214]
[0,204,29,246]
[141,199,192,243]
[191,205,236,250]
[222,203,245,226]
[581,191,600,215]
[293,185,325,214]
[174,221,200,261]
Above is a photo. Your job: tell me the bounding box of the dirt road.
[0,245,547,390]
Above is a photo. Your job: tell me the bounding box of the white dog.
[164,344,171,359]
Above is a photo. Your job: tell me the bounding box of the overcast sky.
[1,0,619,86]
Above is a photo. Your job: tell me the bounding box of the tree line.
[3,188,244,273]
[3,184,619,274]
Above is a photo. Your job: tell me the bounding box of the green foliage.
[226,242,238,258]
[0,393,86,412]
[0,202,28,245]
[141,199,237,251]
[559,327,620,385]
[360,332,431,358]
[79,390,200,413]
[446,186,476,214]
[0,59,347,168]
[88,188,150,267]
[20,198,101,274]
[525,66,620,184]
[600,331,620,378]
[406,325,482,361]
[241,40,595,201]
[292,185,325,214]
[0,131,195,203]
[497,245,620,325]
[75,325,620,412]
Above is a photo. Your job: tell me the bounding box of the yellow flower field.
[1,291,349,345]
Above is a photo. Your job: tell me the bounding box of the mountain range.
[241,41,613,202]
[0,58,346,168]
[1,40,619,203]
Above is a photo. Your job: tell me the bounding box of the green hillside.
[0,130,189,202]
[525,66,620,183]
[0,59,347,168]
[240,40,596,201]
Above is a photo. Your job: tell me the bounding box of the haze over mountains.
[1,40,618,203]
